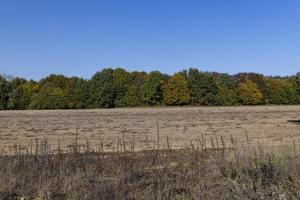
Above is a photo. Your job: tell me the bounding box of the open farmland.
[1,105,300,153]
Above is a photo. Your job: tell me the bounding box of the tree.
[113,68,139,107]
[236,80,263,105]
[141,71,165,106]
[29,82,67,109]
[0,76,8,110]
[7,77,32,109]
[163,74,191,106]
[187,68,218,105]
[214,73,238,106]
[39,74,69,88]
[3,68,300,109]
[34,74,89,109]
[234,73,269,103]
[8,81,36,109]
[294,72,300,96]
[131,71,147,105]
[119,84,139,107]
[65,77,89,109]
[292,72,300,103]
[215,88,238,106]
[90,68,115,108]
[265,79,297,104]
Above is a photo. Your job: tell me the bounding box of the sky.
[1,0,300,80]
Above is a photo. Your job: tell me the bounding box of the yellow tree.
[265,79,297,104]
[164,74,191,106]
[236,80,263,105]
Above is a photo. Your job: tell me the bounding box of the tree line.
[1,68,300,110]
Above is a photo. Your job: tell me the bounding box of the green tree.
[113,68,139,107]
[39,74,69,88]
[215,74,238,106]
[29,82,67,109]
[164,74,191,106]
[0,76,9,110]
[90,68,115,108]
[294,72,300,89]
[4,69,300,109]
[265,79,297,104]
[119,84,139,107]
[8,81,36,109]
[236,80,263,105]
[294,72,300,99]
[131,71,147,105]
[35,74,88,109]
[187,68,218,105]
[6,77,28,109]
[65,77,89,109]
[141,71,165,106]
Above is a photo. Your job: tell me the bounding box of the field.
[1,106,300,153]
[1,106,300,199]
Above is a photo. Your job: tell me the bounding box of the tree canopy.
[236,80,263,105]
[164,74,190,106]
[187,68,218,105]
[90,68,115,108]
[141,71,165,106]
[1,68,300,110]
[0,76,9,110]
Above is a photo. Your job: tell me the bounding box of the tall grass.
[0,130,300,200]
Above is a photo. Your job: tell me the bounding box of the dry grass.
[1,106,300,152]
[1,134,300,200]
[1,106,300,199]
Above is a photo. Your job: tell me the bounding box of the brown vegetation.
[0,135,300,200]
[1,106,300,199]
[1,106,300,152]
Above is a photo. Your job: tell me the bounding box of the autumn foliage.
[1,68,300,109]
[163,74,190,106]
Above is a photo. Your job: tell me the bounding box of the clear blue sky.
[1,0,300,80]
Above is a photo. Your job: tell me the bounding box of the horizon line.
[1,67,298,81]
